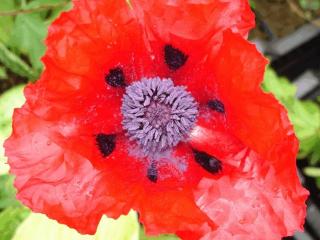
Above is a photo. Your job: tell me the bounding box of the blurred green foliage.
[0,0,71,79]
[298,0,320,10]
[0,85,25,175]
[0,85,25,137]
[0,206,30,240]
[262,68,320,171]
[0,175,21,209]
[13,212,140,240]
[140,228,179,240]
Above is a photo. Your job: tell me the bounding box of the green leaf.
[33,0,69,5]
[25,0,70,21]
[46,2,72,24]
[0,41,37,79]
[0,206,30,240]
[140,228,179,240]
[13,211,139,240]
[263,67,320,164]
[262,67,296,102]
[10,13,47,72]
[315,177,320,189]
[249,0,256,9]
[290,100,320,163]
[0,174,20,209]
[0,0,16,44]
[299,0,320,10]
[0,66,7,79]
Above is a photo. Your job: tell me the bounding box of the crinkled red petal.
[4,0,149,234]
[4,0,308,238]
[5,104,131,234]
[100,140,217,236]
[210,30,300,174]
[195,173,308,239]
[130,0,255,102]
[187,31,308,238]
[190,112,308,238]
[131,0,254,41]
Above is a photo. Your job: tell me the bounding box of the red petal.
[43,0,154,93]
[5,105,130,234]
[101,141,217,236]
[4,0,308,238]
[195,172,308,239]
[189,113,308,238]
[131,0,254,41]
[4,0,148,234]
[186,31,308,238]
[211,31,297,171]
[130,0,255,96]
[189,108,248,170]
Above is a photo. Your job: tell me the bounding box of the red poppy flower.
[4,0,308,239]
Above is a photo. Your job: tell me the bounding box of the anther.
[192,149,222,174]
[105,67,126,87]
[147,161,158,183]
[96,133,116,157]
[164,45,188,70]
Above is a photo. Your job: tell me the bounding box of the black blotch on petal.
[96,133,116,157]
[147,162,158,183]
[105,67,126,87]
[164,44,188,70]
[193,149,222,174]
[208,99,225,113]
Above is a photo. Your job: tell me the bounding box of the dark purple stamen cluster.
[121,77,198,154]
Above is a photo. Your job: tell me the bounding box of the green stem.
[0,2,68,16]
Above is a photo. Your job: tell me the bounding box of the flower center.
[121,77,198,154]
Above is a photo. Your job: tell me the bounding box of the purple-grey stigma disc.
[121,77,198,154]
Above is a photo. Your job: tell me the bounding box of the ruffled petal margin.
[187,30,308,239]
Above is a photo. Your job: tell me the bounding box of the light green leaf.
[263,67,320,164]
[0,174,20,209]
[0,85,25,138]
[13,211,139,240]
[290,100,320,163]
[262,67,296,102]
[0,85,25,174]
[0,42,36,79]
[0,206,30,240]
[304,167,320,177]
[10,13,47,72]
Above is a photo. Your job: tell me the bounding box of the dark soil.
[251,0,306,39]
